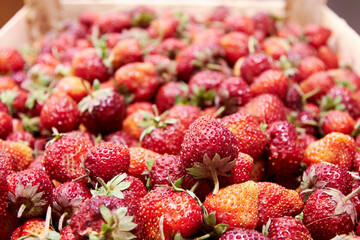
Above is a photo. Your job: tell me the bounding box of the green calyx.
[0,89,18,115]
[91,173,131,199]
[318,95,345,113]
[187,153,236,195]
[45,128,65,148]
[89,206,137,240]
[21,115,40,134]
[278,55,298,77]
[139,105,178,142]
[25,86,51,110]
[300,166,328,202]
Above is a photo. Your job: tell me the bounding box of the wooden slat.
[285,0,327,25]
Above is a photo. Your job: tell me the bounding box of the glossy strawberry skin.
[225,15,255,35]
[128,147,162,182]
[304,24,331,48]
[0,100,9,114]
[60,225,76,240]
[103,130,138,147]
[321,110,355,135]
[110,39,143,69]
[267,216,312,240]
[98,13,131,34]
[220,32,249,65]
[6,131,36,149]
[138,187,203,240]
[318,45,338,69]
[0,140,33,171]
[296,56,325,81]
[180,115,239,169]
[155,82,187,113]
[220,228,268,240]
[0,151,16,219]
[241,53,273,84]
[152,38,187,58]
[0,47,25,74]
[328,87,360,119]
[40,95,80,133]
[166,104,201,129]
[0,111,13,139]
[85,142,130,182]
[44,135,93,183]
[299,71,334,102]
[10,218,48,239]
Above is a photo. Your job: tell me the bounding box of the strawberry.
[203,181,259,229]
[79,84,125,134]
[85,142,130,182]
[257,182,304,228]
[114,62,159,102]
[220,152,254,185]
[128,147,162,182]
[60,225,76,240]
[144,54,177,84]
[286,42,317,63]
[0,76,17,91]
[262,38,288,60]
[0,211,17,240]
[52,182,92,230]
[240,93,286,124]
[220,32,249,65]
[126,101,153,117]
[303,132,356,170]
[240,53,273,84]
[221,112,266,158]
[220,228,269,240]
[0,100,9,114]
[152,38,187,59]
[10,218,56,240]
[225,15,255,35]
[250,69,289,100]
[129,6,156,28]
[7,168,53,218]
[299,71,335,102]
[0,111,12,139]
[0,139,33,170]
[53,76,90,103]
[155,82,188,113]
[123,110,154,139]
[304,24,331,48]
[328,87,360,119]
[264,121,303,176]
[166,104,201,129]
[44,134,93,182]
[181,115,239,194]
[265,216,312,240]
[206,6,230,22]
[303,188,357,240]
[300,162,353,201]
[138,186,203,239]
[98,13,131,34]
[295,111,318,136]
[252,12,276,36]
[0,47,25,74]
[6,131,36,148]
[318,45,338,69]
[79,10,99,28]
[0,151,16,220]
[110,39,143,69]
[251,158,266,182]
[148,16,179,39]
[321,110,355,135]
[72,48,109,83]
[296,56,325,81]
[40,95,80,133]
[104,130,138,147]
[192,28,224,45]
[69,196,140,239]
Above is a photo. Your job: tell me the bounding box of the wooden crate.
[0,0,360,73]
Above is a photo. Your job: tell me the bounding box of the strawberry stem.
[211,167,220,195]
[58,211,68,231]
[17,204,27,218]
[81,78,93,98]
[194,233,212,240]
[344,184,360,202]
[190,181,200,193]
[41,206,52,240]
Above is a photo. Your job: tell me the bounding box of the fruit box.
[0,0,360,73]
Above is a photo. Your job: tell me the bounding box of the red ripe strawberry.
[6,131,36,148]
[221,152,254,186]
[225,15,255,35]
[216,77,252,114]
[138,186,203,240]
[85,142,130,182]
[303,188,356,240]
[295,111,318,136]
[7,168,52,218]
[220,32,249,65]
[72,48,109,83]
[0,76,17,91]
[44,134,93,183]
[144,54,176,84]
[251,157,266,182]
[240,53,273,84]
[0,100,9,114]
[98,13,131,34]
[304,102,320,116]
[155,82,187,113]
[104,130,138,147]
[192,28,224,45]
[10,218,55,240]
[329,69,360,90]
[60,225,76,240]
[204,181,259,229]
[321,110,355,135]
[110,39,143,69]
[304,24,331,48]
[276,22,302,39]
[220,228,269,240]
[148,16,179,39]
[262,38,288,60]
[180,115,239,193]
[152,38,187,59]
[252,12,276,36]
[0,139,33,170]
[328,87,360,119]
[250,69,289,100]
[123,110,153,139]
[265,121,303,176]
[150,155,195,190]
[129,6,156,28]
[40,95,80,133]
[129,147,162,182]
[301,162,353,201]
[206,6,230,22]
[52,182,91,230]
[0,111,12,139]
[0,211,17,240]
[166,104,201,129]
[286,42,317,63]
[0,47,25,74]
[318,45,338,69]
[240,94,286,124]
[304,132,356,170]
[50,33,77,54]
[126,101,153,117]
[257,182,304,228]
[69,195,140,239]
[79,10,99,28]
[296,56,325,81]
[0,151,16,219]
[266,216,312,240]
[222,112,266,158]
[122,175,147,211]
[299,71,335,102]
[79,86,125,134]
[114,62,159,102]
[53,76,90,103]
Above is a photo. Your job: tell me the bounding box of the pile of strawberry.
[2,5,360,240]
